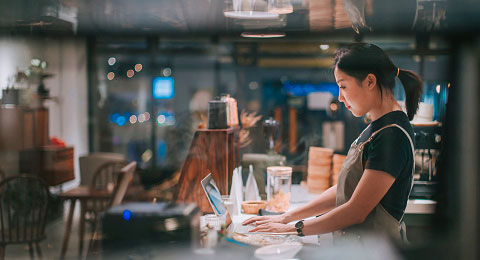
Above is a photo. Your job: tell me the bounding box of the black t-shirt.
[357,110,414,221]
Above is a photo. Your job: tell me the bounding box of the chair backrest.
[79,153,126,185]
[0,175,50,244]
[90,161,128,191]
[110,162,137,207]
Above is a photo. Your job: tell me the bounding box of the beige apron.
[333,123,415,244]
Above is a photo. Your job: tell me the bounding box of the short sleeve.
[364,127,411,178]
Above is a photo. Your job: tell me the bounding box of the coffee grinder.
[263,117,281,154]
[410,124,442,199]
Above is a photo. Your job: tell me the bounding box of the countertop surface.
[228,184,436,244]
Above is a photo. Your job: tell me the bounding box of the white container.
[254,242,303,260]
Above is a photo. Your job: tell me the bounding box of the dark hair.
[334,43,423,120]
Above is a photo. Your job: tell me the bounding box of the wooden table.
[58,186,112,259]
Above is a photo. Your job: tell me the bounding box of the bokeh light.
[108,57,116,66]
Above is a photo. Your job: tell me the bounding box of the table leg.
[60,199,76,260]
[79,200,86,258]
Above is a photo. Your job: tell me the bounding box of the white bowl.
[254,242,303,260]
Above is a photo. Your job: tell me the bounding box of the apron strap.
[360,123,416,223]
[353,124,372,145]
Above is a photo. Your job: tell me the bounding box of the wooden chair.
[77,162,136,255]
[91,161,127,191]
[109,162,137,207]
[87,161,137,228]
[86,161,126,214]
[0,175,50,260]
[86,162,137,258]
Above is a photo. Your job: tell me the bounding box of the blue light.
[116,116,127,126]
[123,210,132,221]
[110,113,120,123]
[153,77,174,99]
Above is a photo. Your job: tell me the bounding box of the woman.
[243,43,423,242]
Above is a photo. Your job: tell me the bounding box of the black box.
[101,202,200,254]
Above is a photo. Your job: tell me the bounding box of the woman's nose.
[338,90,345,103]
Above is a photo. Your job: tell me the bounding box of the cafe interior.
[0,0,479,259]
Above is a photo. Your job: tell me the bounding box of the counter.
[227,184,436,246]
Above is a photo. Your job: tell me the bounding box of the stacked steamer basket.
[307,147,334,193]
[332,154,346,185]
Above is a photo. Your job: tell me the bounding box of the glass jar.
[266,166,292,212]
[220,195,234,216]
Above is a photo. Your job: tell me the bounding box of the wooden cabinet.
[1,107,73,186]
[19,146,75,186]
[0,107,49,150]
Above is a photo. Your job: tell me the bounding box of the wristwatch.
[295,220,305,237]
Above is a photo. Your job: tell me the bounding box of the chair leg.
[79,200,87,258]
[87,219,100,260]
[0,245,5,260]
[28,243,34,260]
[35,242,42,259]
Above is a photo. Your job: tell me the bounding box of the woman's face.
[334,67,376,117]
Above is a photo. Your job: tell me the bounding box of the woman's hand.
[249,223,295,233]
[242,214,288,226]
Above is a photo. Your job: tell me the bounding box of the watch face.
[295,221,304,229]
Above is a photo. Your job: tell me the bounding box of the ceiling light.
[224,11,279,20]
[241,32,286,38]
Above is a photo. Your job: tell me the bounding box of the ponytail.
[397,69,423,121]
[334,43,424,121]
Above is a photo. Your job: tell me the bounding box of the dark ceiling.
[0,0,478,37]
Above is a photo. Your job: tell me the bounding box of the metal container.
[207,100,228,129]
[1,88,19,107]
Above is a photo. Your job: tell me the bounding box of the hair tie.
[396,67,400,77]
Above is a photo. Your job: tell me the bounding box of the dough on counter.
[232,234,287,247]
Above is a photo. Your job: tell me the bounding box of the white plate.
[224,11,279,20]
[254,242,303,260]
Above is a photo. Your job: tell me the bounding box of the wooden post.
[289,107,297,154]
[273,107,282,153]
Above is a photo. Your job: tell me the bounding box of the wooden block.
[174,128,239,213]
[309,146,334,156]
[308,155,332,165]
[308,164,331,174]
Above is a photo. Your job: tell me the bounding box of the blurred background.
[0,0,479,259]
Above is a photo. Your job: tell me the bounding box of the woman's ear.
[366,73,377,90]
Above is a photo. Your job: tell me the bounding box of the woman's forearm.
[302,200,364,235]
[300,169,396,235]
[283,185,337,223]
